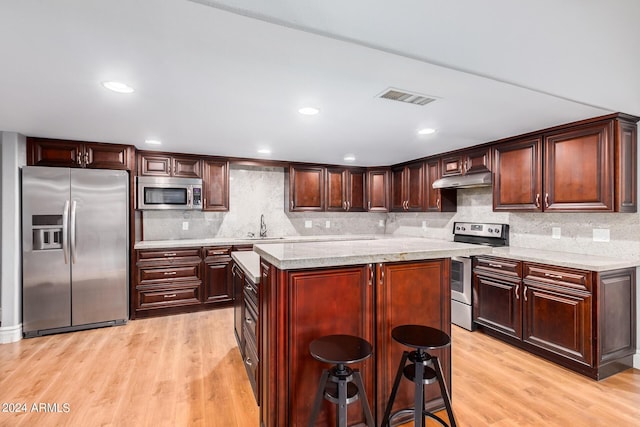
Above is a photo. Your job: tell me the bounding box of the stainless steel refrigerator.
[21,166,129,337]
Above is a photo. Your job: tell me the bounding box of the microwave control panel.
[192,187,202,206]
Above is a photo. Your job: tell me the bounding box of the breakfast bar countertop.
[253,237,493,270]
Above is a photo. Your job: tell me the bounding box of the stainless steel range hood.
[432,171,492,189]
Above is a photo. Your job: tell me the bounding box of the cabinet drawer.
[243,330,259,402]
[137,248,201,263]
[244,299,258,344]
[139,265,200,283]
[523,263,591,292]
[244,279,258,310]
[137,283,201,310]
[203,246,232,258]
[474,256,521,278]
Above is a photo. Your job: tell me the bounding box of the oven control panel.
[453,222,508,238]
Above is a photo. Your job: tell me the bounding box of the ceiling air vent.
[377,88,437,106]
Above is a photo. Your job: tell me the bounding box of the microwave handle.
[187,187,192,208]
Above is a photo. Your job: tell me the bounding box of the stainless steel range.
[451,221,509,330]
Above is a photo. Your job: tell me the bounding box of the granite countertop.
[253,238,493,270]
[133,234,377,250]
[231,251,261,283]
[491,246,640,272]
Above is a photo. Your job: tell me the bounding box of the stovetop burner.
[452,222,509,247]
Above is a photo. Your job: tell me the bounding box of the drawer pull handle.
[245,357,253,366]
[515,284,519,299]
[244,285,254,292]
[523,285,528,301]
[163,253,177,257]
[488,263,503,268]
[163,294,177,298]
[544,273,563,279]
[164,271,177,275]
[245,317,253,324]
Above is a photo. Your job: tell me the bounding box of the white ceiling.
[1,0,638,166]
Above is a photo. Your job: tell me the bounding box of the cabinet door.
[85,143,132,170]
[441,155,463,177]
[287,266,374,426]
[405,162,425,211]
[522,282,592,366]
[376,260,450,422]
[544,121,613,212]
[138,154,172,176]
[173,156,202,178]
[232,263,245,351]
[615,119,637,212]
[473,273,522,339]
[325,168,346,211]
[493,137,543,211]
[27,137,83,168]
[346,169,366,212]
[425,159,456,212]
[464,147,491,174]
[202,159,229,211]
[203,249,232,305]
[289,165,325,211]
[366,169,389,212]
[390,167,406,211]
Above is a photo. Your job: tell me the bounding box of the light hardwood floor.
[0,309,638,426]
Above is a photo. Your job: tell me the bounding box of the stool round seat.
[309,334,373,365]
[391,324,451,350]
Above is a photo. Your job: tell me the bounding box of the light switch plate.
[378,220,385,227]
[593,228,610,242]
[325,220,331,228]
[422,220,427,230]
[182,221,189,231]
[552,227,561,239]
[304,220,312,229]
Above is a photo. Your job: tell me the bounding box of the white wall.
[0,132,25,343]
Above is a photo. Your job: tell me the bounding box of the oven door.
[451,256,472,305]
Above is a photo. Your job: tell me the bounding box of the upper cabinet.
[391,161,425,212]
[326,167,366,212]
[493,114,637,213]
[27,137,133,170]
[366,169,390,212]
[288,165,325,212]
[202,159,229,211]
[425,159,457,212]
[441,147,491,177]
[138,152,202,178]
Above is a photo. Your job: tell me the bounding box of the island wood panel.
[375,260,451,423]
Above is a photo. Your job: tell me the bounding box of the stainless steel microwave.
[136,176,203,210]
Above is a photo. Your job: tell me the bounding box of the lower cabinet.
[133,246,234,318]
[473,256,636,379]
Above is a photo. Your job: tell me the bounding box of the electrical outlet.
[552,227,561,239]
[182,221,189,231]
[325,220,331,228]
[593,228,610,242]
[304,220,312,229]
[422,220,427,230]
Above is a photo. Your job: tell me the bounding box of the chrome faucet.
[259,214,267,238]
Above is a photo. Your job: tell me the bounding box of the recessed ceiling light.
[298,107,320,116]
[102,81,135,94]
[417,128,436,135]
[343,154,356,162]
[144,139,162,145]
[257,148,271,155]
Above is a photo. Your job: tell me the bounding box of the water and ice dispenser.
[31,215,63,250]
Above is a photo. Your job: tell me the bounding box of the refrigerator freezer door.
[22,167,72,333]
[70,169,129,325]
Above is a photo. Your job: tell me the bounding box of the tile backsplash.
[142,166,640,260]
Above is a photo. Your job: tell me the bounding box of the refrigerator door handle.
[62,200,70,264]
[70,200,78,264]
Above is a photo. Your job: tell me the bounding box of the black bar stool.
[307,334,375,427]
[381,324,457,427]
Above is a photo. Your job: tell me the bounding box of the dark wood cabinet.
[474,256,636,379]
[391,161,425,211]
[441,147,491,177]
[425,159,457,212]
[259,258,450,426]
[493,114,638,213]
[232,263,245,351]
[202,246,233,305]
[288,165,325,211]
[366,169,390,212]
[326,167,366,212]
[138,152,202,178]
[27,137,133,170]
[202,159,229,211]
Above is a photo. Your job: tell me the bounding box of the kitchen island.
[252,238,491,427]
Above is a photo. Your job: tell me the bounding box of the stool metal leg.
[352,371,375,427]
[308,369,330,427]
[381,350,409,427]
[432,356,457,427]
[414,355,425,427]
[337,376,347,427]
